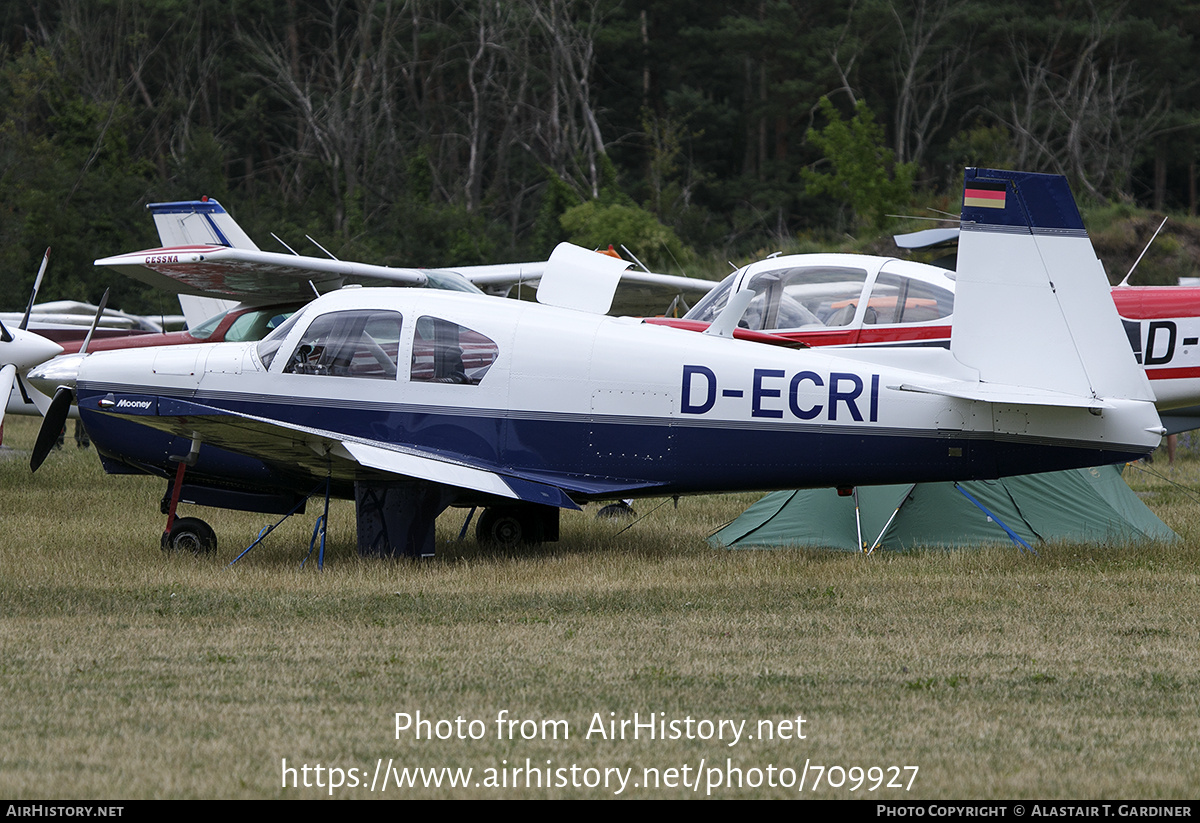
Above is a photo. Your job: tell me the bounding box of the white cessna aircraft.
[29,169,1163,557]
[95,197,711,321]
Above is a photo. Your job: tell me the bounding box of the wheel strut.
[161,436,201,550]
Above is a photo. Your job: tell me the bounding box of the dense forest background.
[2,0,1199,314]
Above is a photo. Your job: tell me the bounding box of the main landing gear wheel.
[596,501,636,519]
[475,507,545,548]
[161,517,218,555]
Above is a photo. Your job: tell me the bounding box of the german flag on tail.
[964,181,1007,209]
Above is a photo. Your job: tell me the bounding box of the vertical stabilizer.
[147,199,260,250]
[952,169,1154,403]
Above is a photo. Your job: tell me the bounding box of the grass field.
[2,415,1198,799]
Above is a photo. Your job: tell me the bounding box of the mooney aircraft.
[28,169,1164,557]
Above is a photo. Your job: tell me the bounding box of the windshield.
[685,266,869,331]
[425,269,485,293]
[255,306,310,369]
[187,310,228,340]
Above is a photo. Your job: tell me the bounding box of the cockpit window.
[225,307,297,342]
[410,316,498,385]
[188,311,228,340]
[424,269,486,293]
[283,310,403,379]
[256,306,310,370]
[685,266,869,331]
[864,274,954,325]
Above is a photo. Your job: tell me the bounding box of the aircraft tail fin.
[952,168,1155,404]
[147,199,260,251]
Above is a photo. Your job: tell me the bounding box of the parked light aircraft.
[651,223,1200,432]
[0,320,62,428]
[96,197,713,317]
[1,250,66,427]
[27,169,1164,557]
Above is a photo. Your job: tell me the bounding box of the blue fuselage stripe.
[78,386,1149,503]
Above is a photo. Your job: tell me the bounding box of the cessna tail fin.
[952,168,1155,404]
[147,198,260,250]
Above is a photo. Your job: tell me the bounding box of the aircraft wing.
[95,246,431,301]
[93,395,666,507]
[128,198,716,314]
[97,243,714,316]
[472,262,716,316]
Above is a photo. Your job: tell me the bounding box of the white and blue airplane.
[29,169,1164,557]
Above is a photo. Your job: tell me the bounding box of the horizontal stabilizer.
[895,380,1113,409]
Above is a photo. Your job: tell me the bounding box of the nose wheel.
[159,439,216,554]
[161,516,218,554]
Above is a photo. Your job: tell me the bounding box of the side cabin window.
[774,267,869,329]
[410,316,498,385]
[863,274,954,325]
[283,309,403,379]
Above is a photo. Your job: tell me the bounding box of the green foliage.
[559,200,692,270]
[948,124,1019,175]
[0,43,155,311]
[802,97,916,229]
[2,1,1200,310]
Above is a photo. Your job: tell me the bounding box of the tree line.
[2,0,1197,312]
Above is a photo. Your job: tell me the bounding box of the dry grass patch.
[2,417,1199,797]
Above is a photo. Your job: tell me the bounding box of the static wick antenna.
[307,235,339,260]
[272,233,299,256]
[885,213,962,223]
[619,244,651,273]
[1118,216,1169,287]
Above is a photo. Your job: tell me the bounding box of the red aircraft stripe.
[1146,366,1200,380]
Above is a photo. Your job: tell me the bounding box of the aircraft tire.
[163,517,218,555]
[596,501,636,519]
[475,506,544,547]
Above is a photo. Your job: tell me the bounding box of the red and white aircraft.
[649,223,1200,433]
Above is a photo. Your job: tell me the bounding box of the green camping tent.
[709,465,1177,552]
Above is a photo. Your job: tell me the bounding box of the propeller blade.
[26,378,53,415]
[30,386,73,473]
[0,364,16,429]
[0,317,11,344]
[14,371,34,406]
[78,288,110,356]
[19,247,50,331]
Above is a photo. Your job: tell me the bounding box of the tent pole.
[953,482,1038,555]
[853,486,864,552]
[867,484,917,555]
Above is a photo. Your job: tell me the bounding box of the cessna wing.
[95,245,434,301]
[96,198,715,315]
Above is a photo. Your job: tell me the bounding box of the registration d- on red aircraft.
[28,169,1164,558]
[651,183,1200,432]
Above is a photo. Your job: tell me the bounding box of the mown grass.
[1,416,1198,799]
